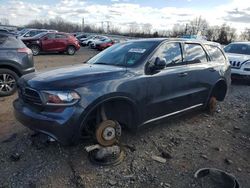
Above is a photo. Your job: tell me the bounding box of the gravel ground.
[0,47,249,188]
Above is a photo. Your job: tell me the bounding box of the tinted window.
[0,36,25,48]
[27,30,38,37]
[184,43,207,63]
[55,34,67,39]
[46,33,55,39]
[157,42,183,66]
[224,43,250,55]
[205,45,226,62]
[88,41,157,67]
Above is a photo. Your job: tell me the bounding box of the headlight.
[41,91,80,106]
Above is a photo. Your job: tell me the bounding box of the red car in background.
[22,32,80,55]
[95,39,117,51]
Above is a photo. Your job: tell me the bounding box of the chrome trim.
[143,103,204,124]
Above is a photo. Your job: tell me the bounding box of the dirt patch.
[0,48,249,187]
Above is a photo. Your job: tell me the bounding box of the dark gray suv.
[14,38,231,146]
[0,33,34,96]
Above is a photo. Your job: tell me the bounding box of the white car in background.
[81,35,107,46]
[224,42,250,80]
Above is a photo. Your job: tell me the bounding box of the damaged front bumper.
[13,99,84,145]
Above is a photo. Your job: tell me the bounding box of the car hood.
[226,52,250,61]
[225,53,250,68]
[19,64,126,89]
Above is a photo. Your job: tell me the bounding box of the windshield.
[18,29,28,35]
[87,41,157,67]
[224,43,250,55]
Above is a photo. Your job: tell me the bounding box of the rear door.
[182,43,215,106]
[41,33,56,51]
[145,42,193,122]
[204,44,228,84]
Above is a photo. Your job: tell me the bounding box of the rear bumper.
[13,99,84,145]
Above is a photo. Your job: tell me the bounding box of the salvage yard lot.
[0,47,250,187]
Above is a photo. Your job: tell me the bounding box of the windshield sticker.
[128,48,146,53]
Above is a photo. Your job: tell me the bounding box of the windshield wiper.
[94,62,110,65]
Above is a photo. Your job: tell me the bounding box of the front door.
[41,33,56,51]
[144,42,192,123]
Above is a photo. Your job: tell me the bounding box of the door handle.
[178,72,188,77]
[209,68,216,72]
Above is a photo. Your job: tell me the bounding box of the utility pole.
[101,21,104,32]
[82,18,84,32]
[107,21,110,33]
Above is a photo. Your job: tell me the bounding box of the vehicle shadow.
[231,79,250,86]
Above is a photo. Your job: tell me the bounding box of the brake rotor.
[209,96,217,114]
[95,120,121,147]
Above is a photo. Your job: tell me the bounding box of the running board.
[143,103,204,124]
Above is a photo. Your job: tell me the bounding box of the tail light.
[18,48,32,54]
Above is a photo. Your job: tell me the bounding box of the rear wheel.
[0,69,19,97]
[67,46,76,55]
[30,45,40,56]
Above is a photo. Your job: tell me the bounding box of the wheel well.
[211,80,227,101]
[0,65,21,77]
[67,45,76,49]
[82,98,137,134]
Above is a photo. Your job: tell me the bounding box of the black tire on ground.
[0,69,19,97]
[67,46,76,55]
[30,45,40,56]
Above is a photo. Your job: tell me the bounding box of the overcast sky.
[0,0,250,33]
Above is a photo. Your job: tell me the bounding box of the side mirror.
[153,57,166,70]
[43,37,48,40]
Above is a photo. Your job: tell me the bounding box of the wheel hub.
[0,74,15,92]
[102,127,116,141]
[95,120,121,147]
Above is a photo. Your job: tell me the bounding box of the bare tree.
[128,22,139,35]
[141,23,153,35]
[26,17,81,32]
[187,16,209,35]
[0,18,10,25]
[171,24,186,37]
[240,28,250,41]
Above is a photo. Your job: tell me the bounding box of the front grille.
[20,88,43,105]
[229,60,241,69]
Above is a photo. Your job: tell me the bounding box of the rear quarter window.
[205,45,226,62]
[0,36,26,49]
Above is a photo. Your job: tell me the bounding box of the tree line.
[25,16,250,45]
